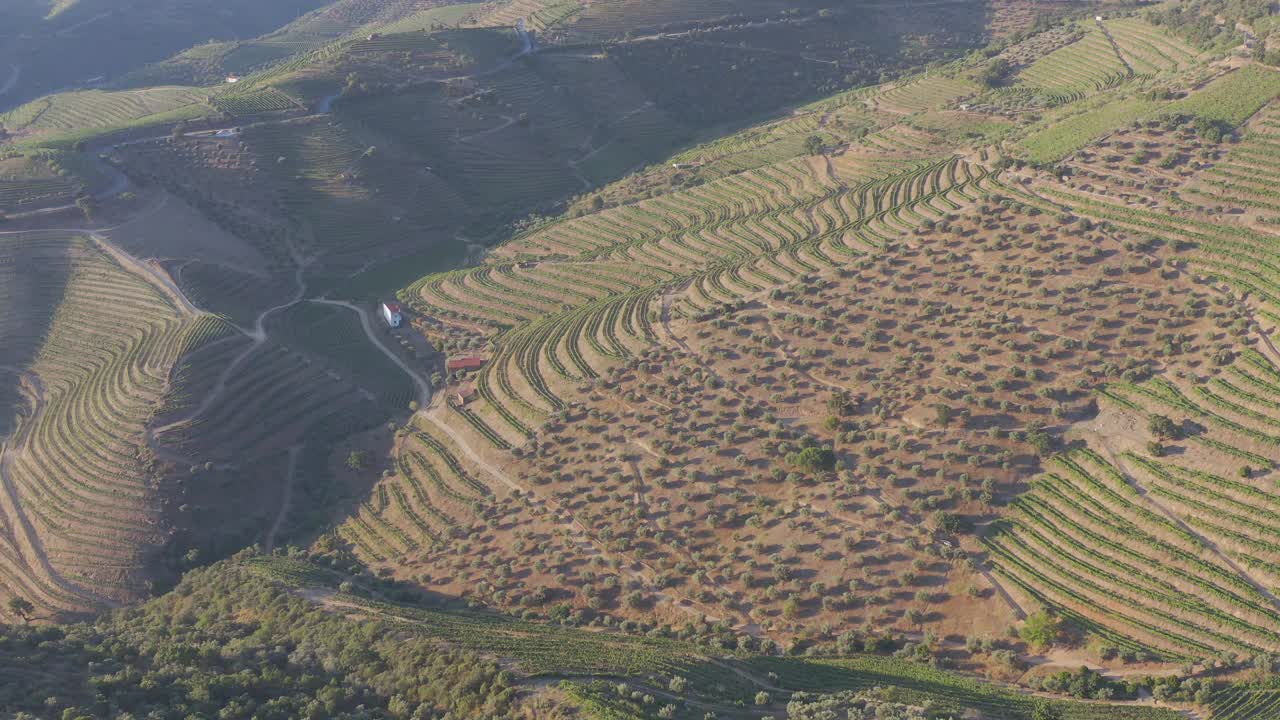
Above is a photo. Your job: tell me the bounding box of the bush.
[787,447,836,472]
[1025,426,1053,456]
[1019,611,1059,650]
[976,58,1011,87]
[1147,414,1179,440]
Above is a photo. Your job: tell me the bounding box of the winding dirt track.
[309,299,432,409]
[88,231,198,315]
[149,261,308,438]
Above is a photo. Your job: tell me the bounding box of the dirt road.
[151,262,307,437]
[88,231,198,315]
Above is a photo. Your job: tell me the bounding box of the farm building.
[447,356,485,372]
[380,302,403,328]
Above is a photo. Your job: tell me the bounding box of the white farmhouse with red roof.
[380,302,403,328]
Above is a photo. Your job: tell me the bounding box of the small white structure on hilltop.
[380,302,403,328]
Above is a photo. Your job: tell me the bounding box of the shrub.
[1019,611,1059,650]
[1147,414,1179,440]
[788,447,835,472]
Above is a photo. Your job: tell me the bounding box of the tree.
[346,450,368,471]
[804,135,825,156]
[976,57,1011,87]
[1019,611,1059,650]
[826,390,854,417]
[1026,425,1053,456]
[934,403,954,426]
[782,596,800,619]
[788,446,835,472]
[1147,414,1179,440]
[75,195,96,222]
[754,691,771,706]
[1194,116,1233,143]
[171,120,189,139]
[932,510,961,534]
[7,596,33,623]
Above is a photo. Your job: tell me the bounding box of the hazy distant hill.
[0,0,333,111]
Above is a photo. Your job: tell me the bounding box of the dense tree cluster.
[784,688,954,720]
[1143,0,1270,49]
[0,556,521,720]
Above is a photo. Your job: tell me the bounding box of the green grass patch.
[1020,97,1162,164]
[1165,65,1280,127]
[909,111,1012,144]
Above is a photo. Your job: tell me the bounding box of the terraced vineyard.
[401,155,987,445]
[1210,686,1280,720]
[0,87,212,140]
[986,449,1280,659]
[14,0,1280,716]
[0,176,78,214]
[1106,17,1200,74]
[0,230,220,614]
[1015,26,1131,104]
[290,9,1280,709]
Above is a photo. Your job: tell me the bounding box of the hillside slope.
[0,0,1027,615]
[0,553,1192,720]
[0,0,343,112]
[11,0,1280,718]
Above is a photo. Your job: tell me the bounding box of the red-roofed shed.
[447,356,485,372]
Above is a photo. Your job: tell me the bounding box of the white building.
[380,302,403,328]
